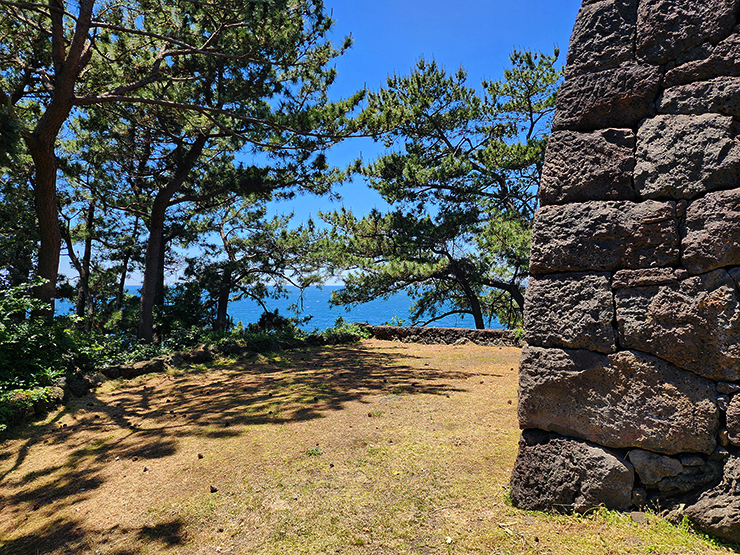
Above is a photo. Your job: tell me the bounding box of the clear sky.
[269,0,584,222]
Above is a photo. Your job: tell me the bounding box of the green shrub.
[0,282,77,392]
[320,317,370,343]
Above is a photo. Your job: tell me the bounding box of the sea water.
[57,286,496,330]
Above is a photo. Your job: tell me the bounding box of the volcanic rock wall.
[509,0,740,542]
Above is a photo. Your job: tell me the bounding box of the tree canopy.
[0,0,362,324]
[323,50,562,329]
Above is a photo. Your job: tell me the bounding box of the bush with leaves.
[0,282,79,391]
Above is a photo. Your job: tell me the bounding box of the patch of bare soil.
[0,341,734,555]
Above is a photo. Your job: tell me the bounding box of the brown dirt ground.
[0,340,735,555]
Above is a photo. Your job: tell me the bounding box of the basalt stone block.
[552,63,661,131]
[628,449,684,486]
[524,272,616,353]
[683,188,740,274]
[628,450,721,496]
[726,396,740,446]
[530,200,679,274]
[539,129,636,205]
[615,269,740,381]
[686,456,740,543]
[510,429,634,513]
[636,0,739,65]
[612,268,688,289]
[566,0,637,75]
[659,76,740,116]
[665,30,740,87]
[518,346,719,455]
[634,114,740,200]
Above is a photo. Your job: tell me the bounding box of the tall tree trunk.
[116,217,140,311]
[27,142,62,314]
[154,232,167,310]
[138,204,166,342]
[137,134,208,342]
[22,0,95,313]
[74,201,95,324]
[447,258,485,329]
[214,265,233,332]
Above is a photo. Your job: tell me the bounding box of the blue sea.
[228,286,488,331]
[57,286,494,330]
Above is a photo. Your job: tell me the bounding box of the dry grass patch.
[0,340,735,554]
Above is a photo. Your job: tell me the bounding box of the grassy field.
[0,340,736,554]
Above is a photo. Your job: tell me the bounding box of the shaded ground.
[0,340,735,554]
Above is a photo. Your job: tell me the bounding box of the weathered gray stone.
[636,0,739,65]
[665,30,740,87]
[539,129,636,205]
[660,76,740,116]
[611,268,687,289]
[628,449,683,486]
[683,189,740,274]
[524,273,616,353]
[686,456,740,543]
[530,200,679,274]
[726,396,740,446]
[655,461,723,495]
[634,114,740,200]
[119,358,165,380]
[518,346,719,455]
[566,0,637,75]
[615,269,740,381]
[552,63,661,131]
[718,382,740,395]
[510,429,634,513]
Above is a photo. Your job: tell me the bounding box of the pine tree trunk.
[214,266,233,332]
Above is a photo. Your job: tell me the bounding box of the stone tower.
[509,0,740,542]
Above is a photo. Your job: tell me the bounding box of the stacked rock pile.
[509,0,740,542]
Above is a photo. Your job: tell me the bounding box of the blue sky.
[269,0,584,222]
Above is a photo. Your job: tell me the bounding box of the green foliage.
[323,50,562,329]
[0,282,77,391]
[320,316,370,343]
[0,386,55,433]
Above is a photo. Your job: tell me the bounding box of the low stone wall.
[358,324,521,347]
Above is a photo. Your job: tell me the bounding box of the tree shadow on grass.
[0,342,472,554]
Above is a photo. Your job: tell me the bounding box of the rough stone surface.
[615,269,740,381]
[718,382,740,395]
[654,461,724,495]
[358,325,520,347]
[539,129,636,205]
[513,0,740,526]
[686,456,740,543]
[726,396,740,446]
[665,30,740,87]
[628,449,683,486]
[683,188,740,274]
[530,200,679,273]
[518,346,719,455]
[524,273,616,353]
[552,63,661,131]
[510,429,634,513]
[636,0,739,65]
[119,358,165,380]
[566,0,637,75]
[634,114,740,200]
[660,76,740,116]
[67,375,91,397]
[611,268,687,289]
